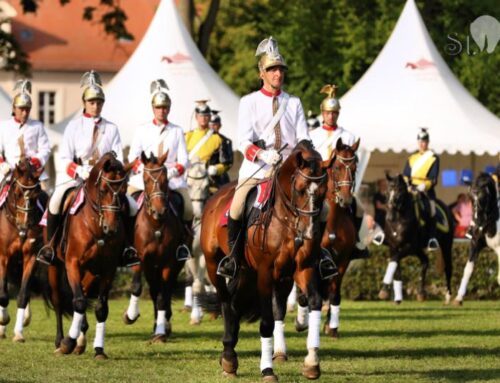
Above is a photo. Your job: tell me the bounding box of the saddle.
[413,193,449,234]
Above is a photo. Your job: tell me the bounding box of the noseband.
[331,154,356,203]
[6,177,41,232]
[143,165,167,216]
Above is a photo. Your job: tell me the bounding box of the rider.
[0,80,51,192]
[403,127,440,251]
[217,36,336,280]
[37,70,140,266]
[309,84,375,260]
[207,110,233,191]
[128,79,193,259]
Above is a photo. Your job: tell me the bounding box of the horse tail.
[435,199,454,275]
[229,271,261,323]
[198,290,221,317]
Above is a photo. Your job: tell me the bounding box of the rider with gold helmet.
[37,70,140,266]
[0,80,51,191]
[403,128,440,251]
[128,79,193,259]
[206,110,233,190]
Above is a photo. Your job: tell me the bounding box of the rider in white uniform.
[0,80,51,191]
[37,70,139,266]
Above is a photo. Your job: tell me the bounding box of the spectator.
[452,193,473,238]
[373,178,388,228]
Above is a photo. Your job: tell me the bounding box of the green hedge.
[342,243,500,300]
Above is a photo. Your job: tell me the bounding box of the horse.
[44,152,133,359]
[0,158,46,342]
[295,138,360,339]
[201,140,331,381]
[185,159,211,324]
[122,151,186,341]
[454,173,500,305]
[379,173,454,303]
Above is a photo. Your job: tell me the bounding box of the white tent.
[339,0,500,156]
[0,86,11,120]
[101,0,240,147]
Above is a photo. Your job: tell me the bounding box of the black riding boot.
[176,220,193,261]
[319,248,339,280]
[121,215,140,267]
[36,212,61,265]
[217,217,243,279]
[427,216,439,251]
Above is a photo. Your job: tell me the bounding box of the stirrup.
[176,244,191,261]
[36,245,55,265]
[319,248,338,280]
[216,256,237,279]
[372,232,385,246]
[427,238,439,251]
[122,247,140,267]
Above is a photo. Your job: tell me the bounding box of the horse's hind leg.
[416,250,429,301]
[295,288,309,332]
[0,255,10,328]
[93,278,112,360]
[379,254,400,300]
[325,273,344,338]
[272,279,293,363]
[48,265,64,351]
[73,314,88,355]
[441,240,453,304]
[13,252,37,342]
[123,264,142,324]
[393,266,403,304]
[454,237,485,305]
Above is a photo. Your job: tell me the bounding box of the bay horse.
[201,140,331,382]
[379,173,454,303]
[454,173,500,305]
[123,151,186,342]
[45,152,132,359]
[295,138,359,339]
[0,158,46,342]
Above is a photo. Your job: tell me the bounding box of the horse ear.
[103,159,111,172]
[140,151,148,164]
[385,171,393,182]
[351,138,360,152]
[336,137,344,151]
[295,151,305,168]
[159,150,169,165]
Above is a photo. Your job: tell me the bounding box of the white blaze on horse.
[454,173,500,305]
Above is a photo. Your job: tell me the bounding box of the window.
[38,91,56,125]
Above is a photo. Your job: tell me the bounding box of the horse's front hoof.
[394,300,402,305]
[273,351,288,363]
[416,293,427,302]
[12,333,25,343]
[220,354,238,376]
[324,324,339,338]
[122,311,140,325]
[60,337,77,354]
[73,333,86,354]
[53,348,64,357]
[94,347,108,360]
[452,299,463,307]
[150,334,167,344]
[190,318,202,325]
[378,288,390,300]
[302,363,321,380]
[295,318,308,333]
[262,368,278,382]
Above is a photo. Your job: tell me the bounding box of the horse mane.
[475,172,499,223]
[88,152,124,182]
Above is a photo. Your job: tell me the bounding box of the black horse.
[378,174,454,303]
[454,173,500,305]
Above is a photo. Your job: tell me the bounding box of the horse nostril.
[103,224,109,234]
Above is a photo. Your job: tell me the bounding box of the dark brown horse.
[45,152,132,359]
[295,138,360,339]
[0,158,45,341]
[122,151,186,342]
[201,141,331,382]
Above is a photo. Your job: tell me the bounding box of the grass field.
[0,299,499,383]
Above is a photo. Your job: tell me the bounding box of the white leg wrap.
[307,310,321,349]
[93,322,105,349]
[68,312,84,339]
[155,310,166,335]
[0,305,8,323]
[383,261,398,285]
[260,337,273,371]
[287,284,297,308]
[184,286,193,307]
[457,261,475,299]
[393,280,403,302]
[190,296,203,321]
[126,294,140,320]
[273,320,286,355]
[14,308,25,334]
[305,347,319,366]
[329,305,340,329]
[297,305,308,326]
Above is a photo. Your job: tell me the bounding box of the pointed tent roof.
[101,0,240,146]
[339,0,500,155]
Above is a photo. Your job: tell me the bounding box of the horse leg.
[379,254,399,300]
[325,274,344,339]
[441,239,454,304]
[0,255,10,328]
[49,264,64,351]
[13,251,37,342]
[93,278,112,360]
[190,226,204,325]
[454,238,484,305]
[295,288,309,332]
[416,250,429,301]
[393,266,403,304]
[258,273,277,382]
[73,313,88,355]
[272,279,293,363]
[287,282,297,313]
[151,277,168,343]
[123,264,142,324]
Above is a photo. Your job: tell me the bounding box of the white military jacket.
[238,88,309,179]
[60,113,123,178]
[309,125,356,160]
[0,117,51,180]
[128,120,188,190]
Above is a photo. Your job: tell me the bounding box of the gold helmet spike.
[150,79,171,108]
[13,79,32,108]
[80,70,105,101]
[255,36,287,72]
[195,99,211,115]
[320,84,341,112]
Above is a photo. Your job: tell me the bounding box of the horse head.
[470,173,499,233]
[323,138,359,208]
[10,158,44,236]
[141,150,169,220]
[86,152,132,236]
[385,173,409,221]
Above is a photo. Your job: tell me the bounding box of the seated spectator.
[452,193,472,238]
[373,178,388,228]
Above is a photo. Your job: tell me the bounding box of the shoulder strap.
[188,129,214,161]
[262,93,290,140]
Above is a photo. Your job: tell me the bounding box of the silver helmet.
[13,79,32,108]
[255,36,288,72]
[81,70,105,101]
[150,79,171,108]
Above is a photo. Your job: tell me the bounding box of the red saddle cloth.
[219,180,272,227]
[136,192,145,210]
[0,184,10,207]
[40,187,85,227]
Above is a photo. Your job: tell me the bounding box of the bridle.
[471,180,499,234]
[6,176,41,236]
[143,165,167,217]
[330,153,357,204]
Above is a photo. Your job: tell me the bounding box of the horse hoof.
[12,333,25,343]
[73,345,86,355]
[262,368,278,382]
[324,324,339,339]
[180,305,192,313]
[150,334,167,344]
[378,289,390,300]
[452,299,463,307]
[221,356,238,376]
[416,293,426,302]
[122,311,140,325]
[190,318,201,325]
[222,371,237,378]
[394,300,402,305]
[302,363,321,380]
[94,350,109,360]
[208,312,219,321]
[273,351,288,363]
[53,348,64,357]
[60,337,77,354]
[295,319,308,333]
